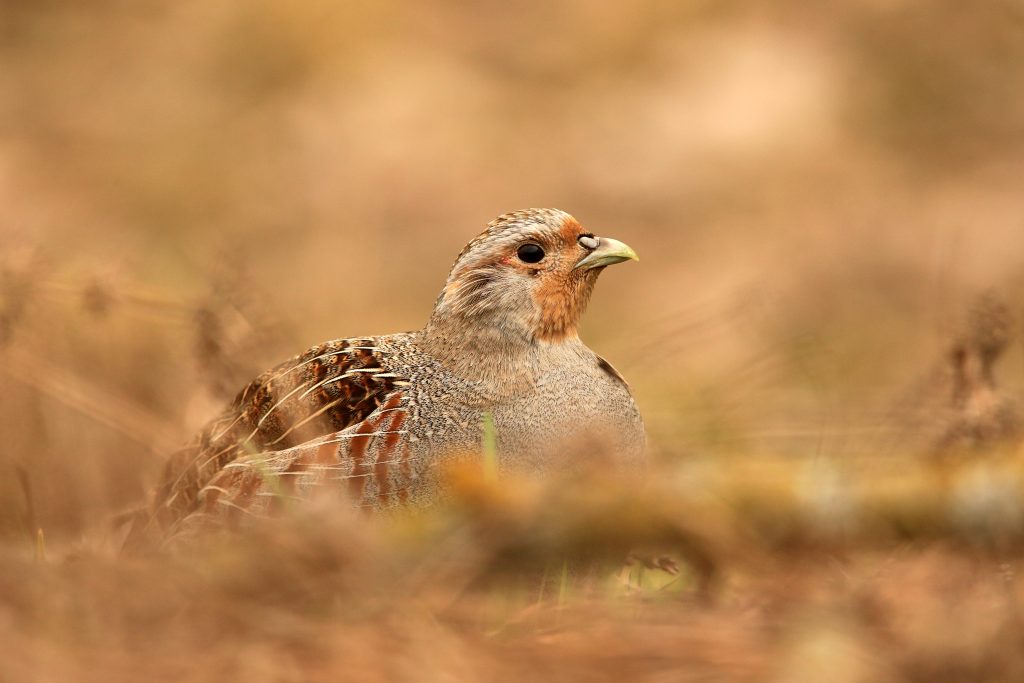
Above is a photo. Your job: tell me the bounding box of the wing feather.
[153,337,406,525]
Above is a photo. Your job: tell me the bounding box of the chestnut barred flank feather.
[137,209,643,546]
[153,338,406,525]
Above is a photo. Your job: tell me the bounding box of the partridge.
[149,208,644,537]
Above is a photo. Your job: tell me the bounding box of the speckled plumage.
[146,208,644,541]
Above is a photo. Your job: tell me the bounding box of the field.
[3,2,1024,681]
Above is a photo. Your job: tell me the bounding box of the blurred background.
[3,2,1024,680]
[5,0,1024,537]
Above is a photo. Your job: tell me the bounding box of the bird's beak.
[573,237,639,271]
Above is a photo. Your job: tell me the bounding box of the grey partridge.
[148,208,644,538]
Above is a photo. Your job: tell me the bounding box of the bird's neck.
[420,311,580,390]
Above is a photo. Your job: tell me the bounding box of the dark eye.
[517,243,545,263]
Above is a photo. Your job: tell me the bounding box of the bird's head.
[427,208,638,348]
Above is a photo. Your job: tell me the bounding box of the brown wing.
[595,354,630,388]
[152,337,406,526]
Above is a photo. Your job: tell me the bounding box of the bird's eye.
[578,234,599,250]
[517,243,545,263]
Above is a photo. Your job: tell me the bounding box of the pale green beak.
[573,236,639,271]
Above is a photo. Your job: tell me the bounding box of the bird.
[143,208,645,540]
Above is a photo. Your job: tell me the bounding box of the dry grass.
[5,458,1024,682]
[4,1,1024,680]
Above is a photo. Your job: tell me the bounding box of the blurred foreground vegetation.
[5,455,1024,681]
